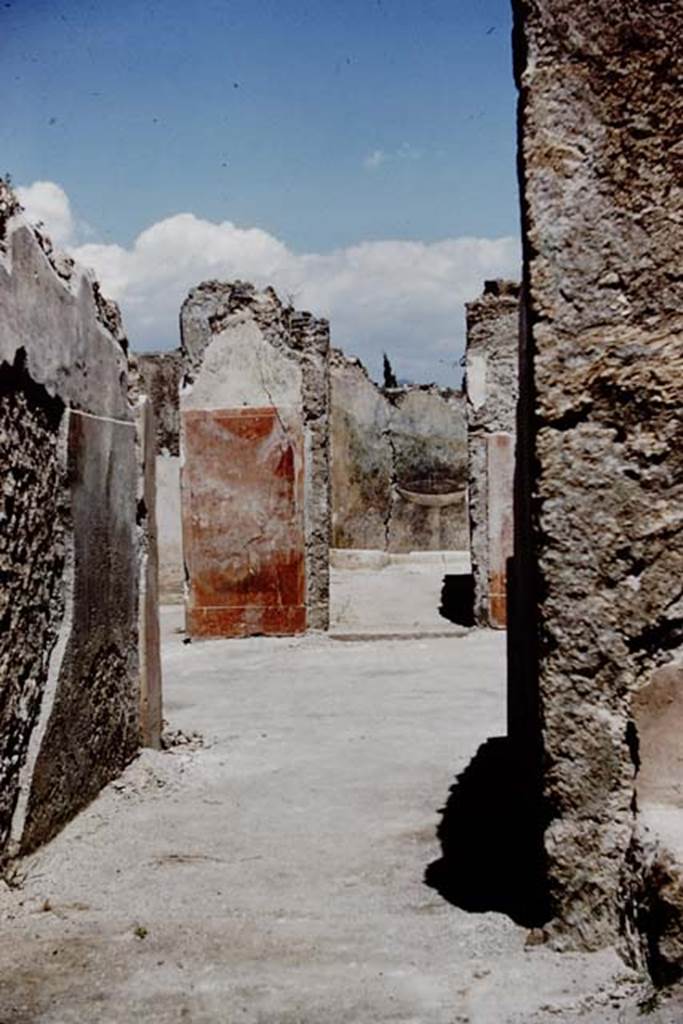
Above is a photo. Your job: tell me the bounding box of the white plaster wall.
[466,353,487,411]
[180,318,302,411]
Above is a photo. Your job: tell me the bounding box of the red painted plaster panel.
[487,432,515,629]
[182,407,306,638]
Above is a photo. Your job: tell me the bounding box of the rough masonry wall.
[132,351,183,602]
[19,410,140,853]
[180,281,330,636]
[465,280,520,627]
[135,396,162,749]
[135,351,181,456]
[0,181,146,860]
[513,0,683,971]
[330,353,393,549]
[331,350,468,552]
[0,352,66,856]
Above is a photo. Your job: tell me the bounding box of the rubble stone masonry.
[132,351,183,602]
[512,0,683,977]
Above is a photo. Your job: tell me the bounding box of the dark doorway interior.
[439,573,475,627]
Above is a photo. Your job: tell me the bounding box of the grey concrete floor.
[1,578,681,1022]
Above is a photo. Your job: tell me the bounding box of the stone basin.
[396,476,463,508]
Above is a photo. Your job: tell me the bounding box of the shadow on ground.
[440,574,475,627]
[425,735,551,928]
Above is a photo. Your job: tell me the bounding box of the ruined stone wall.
[0,352,66,857]
[331,350,468,552]
[131,351,183,602]
[0,181,154,860]
[512,0,683,974]
[330,352,390,549]
[141,340,468,603]
[135,351,181,456]
[135,396,162,749]
[465,280,520,627]
[180,281,330,637]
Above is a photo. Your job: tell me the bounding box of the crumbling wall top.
[465,279,520,435]
[331,346,463,405]
[180,280,328,385]
[466,279,520,326]
[0,179,130,419]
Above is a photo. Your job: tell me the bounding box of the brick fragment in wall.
[179,281,330,636]
[330,349,468,552]
[511,0,683,974]
[0,179,143,861]
[465,280,520,627]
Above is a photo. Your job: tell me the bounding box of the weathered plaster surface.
[389,387,468,552]
[330,352,392,549]
[512,0,683,975]
[465,280,519,626]
[183,407,305,638]
[180,282,330,636]
[330,350,467,552]
[0,181,142,861]
[0,211,129,421]
[183,319,302,412]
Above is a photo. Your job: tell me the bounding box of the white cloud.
[363,142,422,172]
[19,180,520,386]
[16,180,95,247]
[364,149,387,170]
[16,181,76,246]
[396,141,422,161]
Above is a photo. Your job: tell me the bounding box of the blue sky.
[3,0,520,384]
